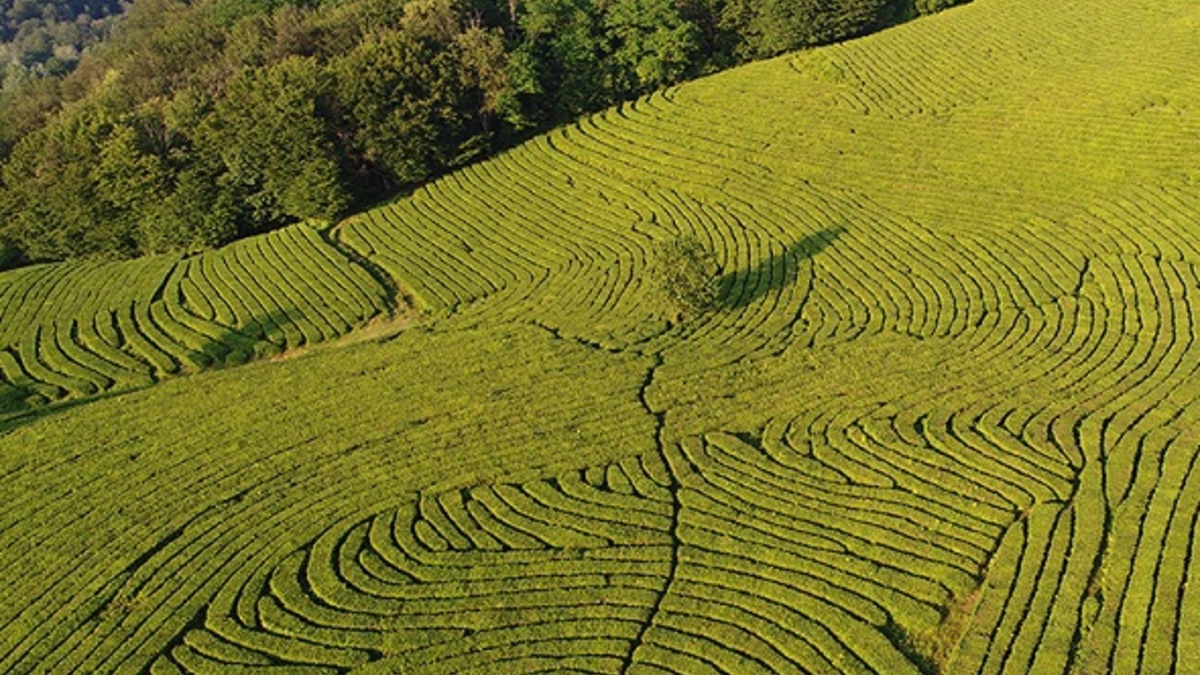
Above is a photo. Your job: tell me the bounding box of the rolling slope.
[1,0,1198,672]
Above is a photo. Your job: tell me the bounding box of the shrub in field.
[652,236,721,319]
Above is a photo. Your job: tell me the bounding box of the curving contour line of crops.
[1,0,1199,672]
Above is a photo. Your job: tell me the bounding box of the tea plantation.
[1,0,1198,672]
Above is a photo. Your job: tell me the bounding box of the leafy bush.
[653,236,721,318]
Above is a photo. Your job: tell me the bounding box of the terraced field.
[2,0,1199,672]
[0,226,389,414]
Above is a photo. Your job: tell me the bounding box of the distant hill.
[0,0,1198,672]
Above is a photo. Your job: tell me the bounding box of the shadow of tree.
[0,381,36,418]
[717,226,845,309]
[0,386,137,435]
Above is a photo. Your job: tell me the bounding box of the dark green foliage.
[720,0,911,59]
[209,55,348,223]
[605,0,700,94]
[332,29,467,188]
[653,236,721,318]
[454,25,509,129]
[140,166,240,254]
[514,0,609,120]
[0,106,154,260]
[0,0,969,266]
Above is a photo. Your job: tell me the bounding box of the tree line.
[0,0,963,269]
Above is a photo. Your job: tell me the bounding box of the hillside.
[1,0,1199,672]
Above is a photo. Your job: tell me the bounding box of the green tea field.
[1,0,1199,672]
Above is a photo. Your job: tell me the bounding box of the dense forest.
[1,0,122,82]
[0,0,964,269]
